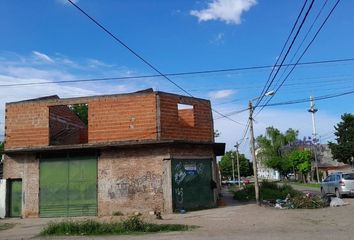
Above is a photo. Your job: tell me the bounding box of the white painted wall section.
[0,179,6,218]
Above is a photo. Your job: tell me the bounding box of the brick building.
[3,89,224,218]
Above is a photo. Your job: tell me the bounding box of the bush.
[233,181,302,201]
[40,216,194,236]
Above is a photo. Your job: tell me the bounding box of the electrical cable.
[256,0,310,107]
[66,0,245,126]
[255,0,315,108]
[256,0,341,117]
[1,57,354,87]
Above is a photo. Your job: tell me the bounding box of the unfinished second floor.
[4,89,215,151]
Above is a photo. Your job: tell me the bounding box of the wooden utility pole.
[235,142,241,188]
[249,100,260,205]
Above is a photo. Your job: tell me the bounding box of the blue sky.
[1,0,354,155]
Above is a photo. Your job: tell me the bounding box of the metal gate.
[8,179,22,217]
[39,155,97,217]
[172,159,214,211]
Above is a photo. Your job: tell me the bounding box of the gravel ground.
[1,187,353,240]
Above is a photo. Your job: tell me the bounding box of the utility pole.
[308,96,320,183]
[231,150,235,183]
[249,100,260,205]
[235,142,241,188]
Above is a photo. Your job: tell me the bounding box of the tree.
[256,127,298,176]
[219,151,252,179]
[288,149,312,182]
[329,113,354,164]
[70,104,88,125]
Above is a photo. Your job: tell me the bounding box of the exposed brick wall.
[4,153,39,218]
[4,91,216,150]
[49,105,88,145]
[5,103,49,149]
[178,108,194,127]
[88,94,157,143]
[97,147,169,215]
[159,93,214,142]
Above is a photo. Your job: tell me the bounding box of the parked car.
[320,172,354,198]
[222,177,250,186]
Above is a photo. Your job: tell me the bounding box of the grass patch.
[290,182,320,189]
[0,223,15,231]
[40,216,195,236]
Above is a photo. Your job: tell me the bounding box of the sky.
[1,0,354,156]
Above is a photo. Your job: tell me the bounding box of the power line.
[273,0,329,89]
[1,57,354,87]
[255,0,315,108]
[256,0,310,107]
[215,88,354,120]
[256,0,341,117]
[66,0,245,126]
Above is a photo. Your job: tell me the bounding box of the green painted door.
[39,156,97,217]
[9,180,22,217]
[172,159,214,211]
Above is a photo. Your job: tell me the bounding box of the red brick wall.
[88,94,157,143]
[178,108,195,127]
[97,147,168,215]
[159,93,214,142]
[4,91,215,150]
[49,105,88,145]
[5,103,49,149]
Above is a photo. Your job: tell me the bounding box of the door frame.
[6,178,22,217]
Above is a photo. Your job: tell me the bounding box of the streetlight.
[308,96,320,183]
[249,90,275,205]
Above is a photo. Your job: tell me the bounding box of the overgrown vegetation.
[232,181,327,209]
[40,216,194,236]
[233,181,300,201]
[0,223,15,231]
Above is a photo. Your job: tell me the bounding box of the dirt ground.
[1,187,354,240]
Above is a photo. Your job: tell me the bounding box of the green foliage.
[256,127,299,176]
[328,113,354,164]
[233,181,300,201]
[219,151,252,178]
[288,149,312,175]
[40,216,193,236]
[70,104,88,125]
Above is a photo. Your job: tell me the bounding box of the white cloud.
[190,0,257,24]
[209,89,235,99]
[32,51,54,63]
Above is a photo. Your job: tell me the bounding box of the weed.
[40,216,194,236]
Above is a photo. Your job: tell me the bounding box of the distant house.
[316,144,352,177]
[255,149,280,181]
[3,89,224,218]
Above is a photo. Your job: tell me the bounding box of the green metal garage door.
[172,159,214,211]
[39,156,97,217]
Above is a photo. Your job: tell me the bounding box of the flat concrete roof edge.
[4,140,225,156]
